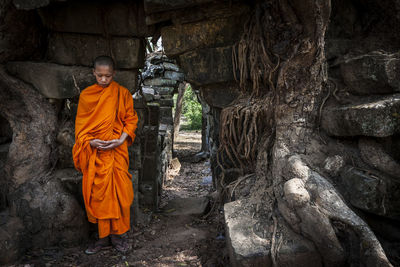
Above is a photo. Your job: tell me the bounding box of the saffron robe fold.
[72,80,138,238]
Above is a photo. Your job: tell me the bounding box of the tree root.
[279,155,393,267]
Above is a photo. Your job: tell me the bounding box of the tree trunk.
[219,0,393,266]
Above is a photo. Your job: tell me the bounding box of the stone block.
[141,86,156,101]
[164,71,184,81]
[179,46,234,86]
[340,166,400,219]
[162,16,244,57]
[161,197,210,216]
[340,51,400,95]
[162,62,180,72]
[144,0,213,14]
[155,86,176,95]
[130,170,140,226]
[321,94,400,137]
[224,199,322,267]
[0,214,26,265]
[157,97,174,107]
[39,0,153,37]
[199,82,240,108]
[47,33,144,69]
[143,77,178,87]
[6,62,137,98]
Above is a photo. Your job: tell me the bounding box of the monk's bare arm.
[97,132,128,150]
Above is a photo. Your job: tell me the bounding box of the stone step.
[6,61,137,99]
[161,197,210,216]
[321,94,400,137]
[47,33,144,69]
[340,51,400,95]
[224,199,322,267]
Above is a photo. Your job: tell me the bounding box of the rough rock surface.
[6,61,138,98]
[321,94,400,137]
[162,197,210,216]
[47,33,144,69]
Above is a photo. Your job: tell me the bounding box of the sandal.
[111,235,130,254]
[85,238,112,255]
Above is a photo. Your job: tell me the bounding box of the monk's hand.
[97,132,129,150]
[89,139,108,148]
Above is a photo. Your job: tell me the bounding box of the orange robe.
[72,80,138,238]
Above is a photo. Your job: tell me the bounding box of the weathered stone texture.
[143,0,213,14]
[162,16,244,57]
[341,52,400,95]
[199,82,240,108]
[321,94,400,137]
[179,46,234,86]
[39,0,153,37]
[6,62,138,98]
[48,33,144,69]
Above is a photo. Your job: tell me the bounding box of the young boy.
[72,55,138,254]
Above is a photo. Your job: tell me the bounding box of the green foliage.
[182,84,202,130]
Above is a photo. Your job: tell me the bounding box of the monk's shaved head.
[93,55,115,70]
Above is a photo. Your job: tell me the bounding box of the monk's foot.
[84,236,111,255]
[110,234,130,254]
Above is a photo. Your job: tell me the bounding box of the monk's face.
[93,65,115,88]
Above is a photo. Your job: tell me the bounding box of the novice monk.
[72,55,138,254]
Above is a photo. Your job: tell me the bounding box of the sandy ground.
[14,131,228,267]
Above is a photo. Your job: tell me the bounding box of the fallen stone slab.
[224,199,322,267]
[48,33,144,69]
[179,46,235,86]
[340,51,400,95]
[162,197,210,216]
[321,94,400,137]
[162,16,244,57]
[6,62,137,98]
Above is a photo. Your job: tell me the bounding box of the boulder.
[48,33,144,69]
[224,199,322,267]
[162,16,244,57]
[321,94,400,137]
[162,197,210,216]
[39,0,153,37]
[340,51,400,95]
[340,166,400,220]
[179,46,235,86]
[6,62,137,98]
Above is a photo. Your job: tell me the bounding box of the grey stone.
[325,38,352,60]
[359,137,400,179]
[157,97,174,107]
[143,77,178,87]
[340,166,400,219]
[39,0,153,37]
[199,82,240,108]
[321,94,400,137]
[12,0,51,10]
[141,86,155,101]
[164,71,184,82]
[159,106,172,119]
[6,62,137,98]
[155,86,176,95]
[162,62,180,72]
[128,143,141,170]
[179,46,235,86]
[130,170,140,226]
[224,199,322,267]
[48,33,144,69]
[340,51,400,95]
[162,197,209,216]
[162,16,244,57]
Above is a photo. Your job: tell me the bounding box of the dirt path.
[17,131,228,267]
